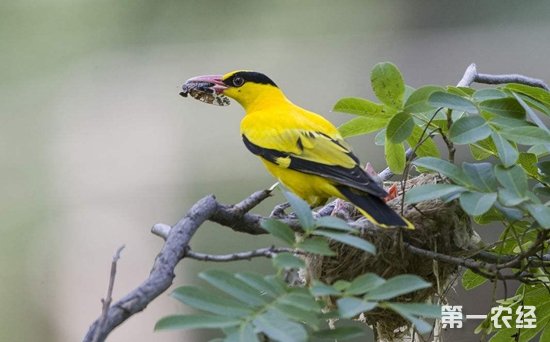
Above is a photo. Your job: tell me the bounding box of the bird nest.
[305,173,477,341]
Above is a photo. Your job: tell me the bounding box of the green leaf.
[461,269,488,290]
[386,112,414,143]
[261,218,295,245]
[513,92,550,132]
[447,86,475,97]
[539,160,550,175]
[494,202,524,221]
[488,115,533,129]
[364,275,431,301]
[505,83,550,108]
[534,184,550,198]
[404,85,415,102]
[279,291,321,312]
[498,188,528,206]
[312,326,365,340]
[491,132,518,167]
[518,152,539,177]
[517,92,550,116]
[479,98,525,118]
[155,314,241,331]
[296,237,336,256]
[235,272,286,297]
[333,280,351,291]
[412,157,467,185]
[313,230,376,254]
[500,126,550,145]
[428,91,478,113]
[449,115,491,144]
[383,303,439,334]
[527,143,550,157]
[407,125,440,158]
[282,190,314,231]
[462,162,498,192]
[473,207,504,224]
[346,273,386,295]
[374,128,386,145]
[405,184,466,204]
[223,324,259,342]
[234,273,282,298]
[315,216,353,231]
[495,165,528,196]
[338,116,391,138]
[273,303,320,330]
[337,297,377,318]
[199,270,267,306]
[310,280,340,296]
[273,253,305,269]
[333,97,387,116]
[404,85,444,112]
[253,309,308,342]
[385,137,406,174]
[524,204,550,229]
[386,303,441,318]
[470,136,497,160]
[459,191,497,216]
[473,88,507,101]
[171,286,252,317]
[371,62,405,108]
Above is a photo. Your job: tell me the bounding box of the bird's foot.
[270,202,291,218]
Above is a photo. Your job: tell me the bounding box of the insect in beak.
[180,75,230,106]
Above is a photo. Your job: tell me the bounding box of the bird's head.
[181,71,284,110]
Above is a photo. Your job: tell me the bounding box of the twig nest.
[306,173,475,340]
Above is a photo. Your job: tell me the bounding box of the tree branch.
[84,195,219,342]
[186,246,301,262]
[92,245,125,342]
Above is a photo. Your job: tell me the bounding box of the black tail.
[336,186,413,229]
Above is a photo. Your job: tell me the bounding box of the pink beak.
[184,74,227,94]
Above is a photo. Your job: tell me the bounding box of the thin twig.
[92,245,125,342]
[186,246,302,262]
[84,195,219,342]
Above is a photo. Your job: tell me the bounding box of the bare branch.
[457,63,549,90]
[151,223,171,240]
[84,195,218,342]
[92,245,125,342]
[477,72,549,90]
[457,63,478,87]
[186,246,300,262]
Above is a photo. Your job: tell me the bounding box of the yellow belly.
[262,159,341,206]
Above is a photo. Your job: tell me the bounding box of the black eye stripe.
[223,72,278,88]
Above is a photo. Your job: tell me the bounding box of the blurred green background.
[2,1,550,341]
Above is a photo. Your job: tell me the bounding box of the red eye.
[232,76,244,87]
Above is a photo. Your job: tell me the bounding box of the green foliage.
[475,283,550,341]
[337,61,441,173]
[333,62,550,340]
[157,269,439,340]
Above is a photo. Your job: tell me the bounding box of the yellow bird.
[184,71,412,229]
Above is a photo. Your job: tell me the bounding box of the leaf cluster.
[334,62,550,341]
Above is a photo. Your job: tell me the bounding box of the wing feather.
[242,131,387,198]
